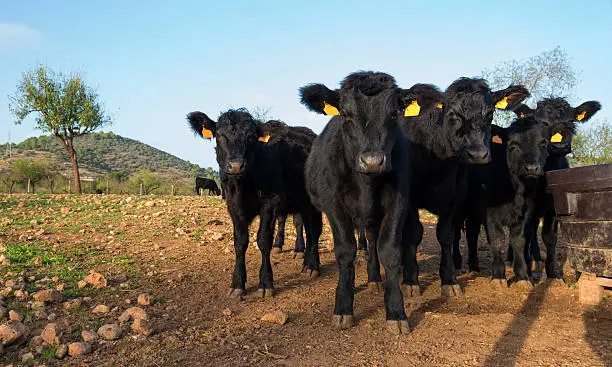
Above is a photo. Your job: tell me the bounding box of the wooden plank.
[559,221,612,248]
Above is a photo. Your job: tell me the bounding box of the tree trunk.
[27,178,31,194]
[55,135,81,194]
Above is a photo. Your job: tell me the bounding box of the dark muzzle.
[226,159,246,175]
[357,152,389,174]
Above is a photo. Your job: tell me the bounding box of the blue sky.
[1,0,611,169]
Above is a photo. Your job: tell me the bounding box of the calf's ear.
[400,84,444,117]
[257,120,289,144]
[299,84,340,116]
[492,85,530,110]
[573,101,601,122]
[187,111,216,139]
[512,103,535,119]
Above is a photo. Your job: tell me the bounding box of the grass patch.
[4,242,69,267]
[39,345,58,361]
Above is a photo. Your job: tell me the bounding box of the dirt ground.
[0,194,610,367]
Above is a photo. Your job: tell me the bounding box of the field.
[0,194,610,367]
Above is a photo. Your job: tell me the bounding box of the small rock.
[131,319,153,336]
[0,306,6,316]
[5,279,18,289]
[222,308,232,317]
[51,276,60,282]
[0,287,12,297]
[83,297,92,303]
[144,201,155,207]
[137,294,154,306]
[33,310,48,320]
[0,254,10,265]
[21,352,35,362]
[68,342,91,356]
[81,330,97,343]
[60,207,71,215]
[47,313,57,321]
[41,323,61,345]
[32,289,63,303]
[64,299,82,310]
[77,280,88,289]
[56,283,65,291]
[31,301,45,309]
[84,272,107,288]
[97,324,122,340]
[29,335,45,350]
[261,311,289,325]
[13,289,27,299]
[120,307,148,323]
[92,304,110,314]
[212,232,224,241]
[9,310,22,321]
[0,320,28,346]
[55,344,68,358]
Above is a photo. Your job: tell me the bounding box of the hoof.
[512,280,534,290]
[331,314,354,330]
[293,251,305,259]
[441,284,463,297]
[227,288,246,300]
[271,247,282,254]
[386,320,410,335]
[367,282,383,293]
[302,266,320,278]
[548,278,565,287]
[256,288,275,298]
[402,284,421,298]
[490,278,508,289]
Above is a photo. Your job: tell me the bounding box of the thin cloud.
[0,22,41,53]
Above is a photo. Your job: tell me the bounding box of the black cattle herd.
[186,71,601,335]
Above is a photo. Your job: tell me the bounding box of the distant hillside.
[0,131,215,177]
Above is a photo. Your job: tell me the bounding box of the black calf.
[195,176,221,196]
[398,79,529,296]
[300,71,416,334]
[187,109,322,299]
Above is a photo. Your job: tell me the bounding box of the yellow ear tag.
[495,97,509,109]
[436,103,443,109]
[323,101,340,116]
[550,132,563,143]
[576,111,586,121]
[202,128,213,139]
[258,134,270,143]
[492,135,503,144]
[404,101,421,117]
[520,112,525,118]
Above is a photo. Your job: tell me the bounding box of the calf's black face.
[300,72,408,174]
[187,109,267,176]
[513,99,601,157]
[443,78,530,164]
[505,121,549,180]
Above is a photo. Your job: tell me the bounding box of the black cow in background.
[300,71,417,334]
[187,109,322,300]
[398,79,529,297]
[195,176,221,196]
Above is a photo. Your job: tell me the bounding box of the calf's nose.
[465,149,490,164]
[523,163,542,176]
[226,160,245,175]
[358,152,387,174]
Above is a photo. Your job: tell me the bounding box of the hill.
[1,131,216,178]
